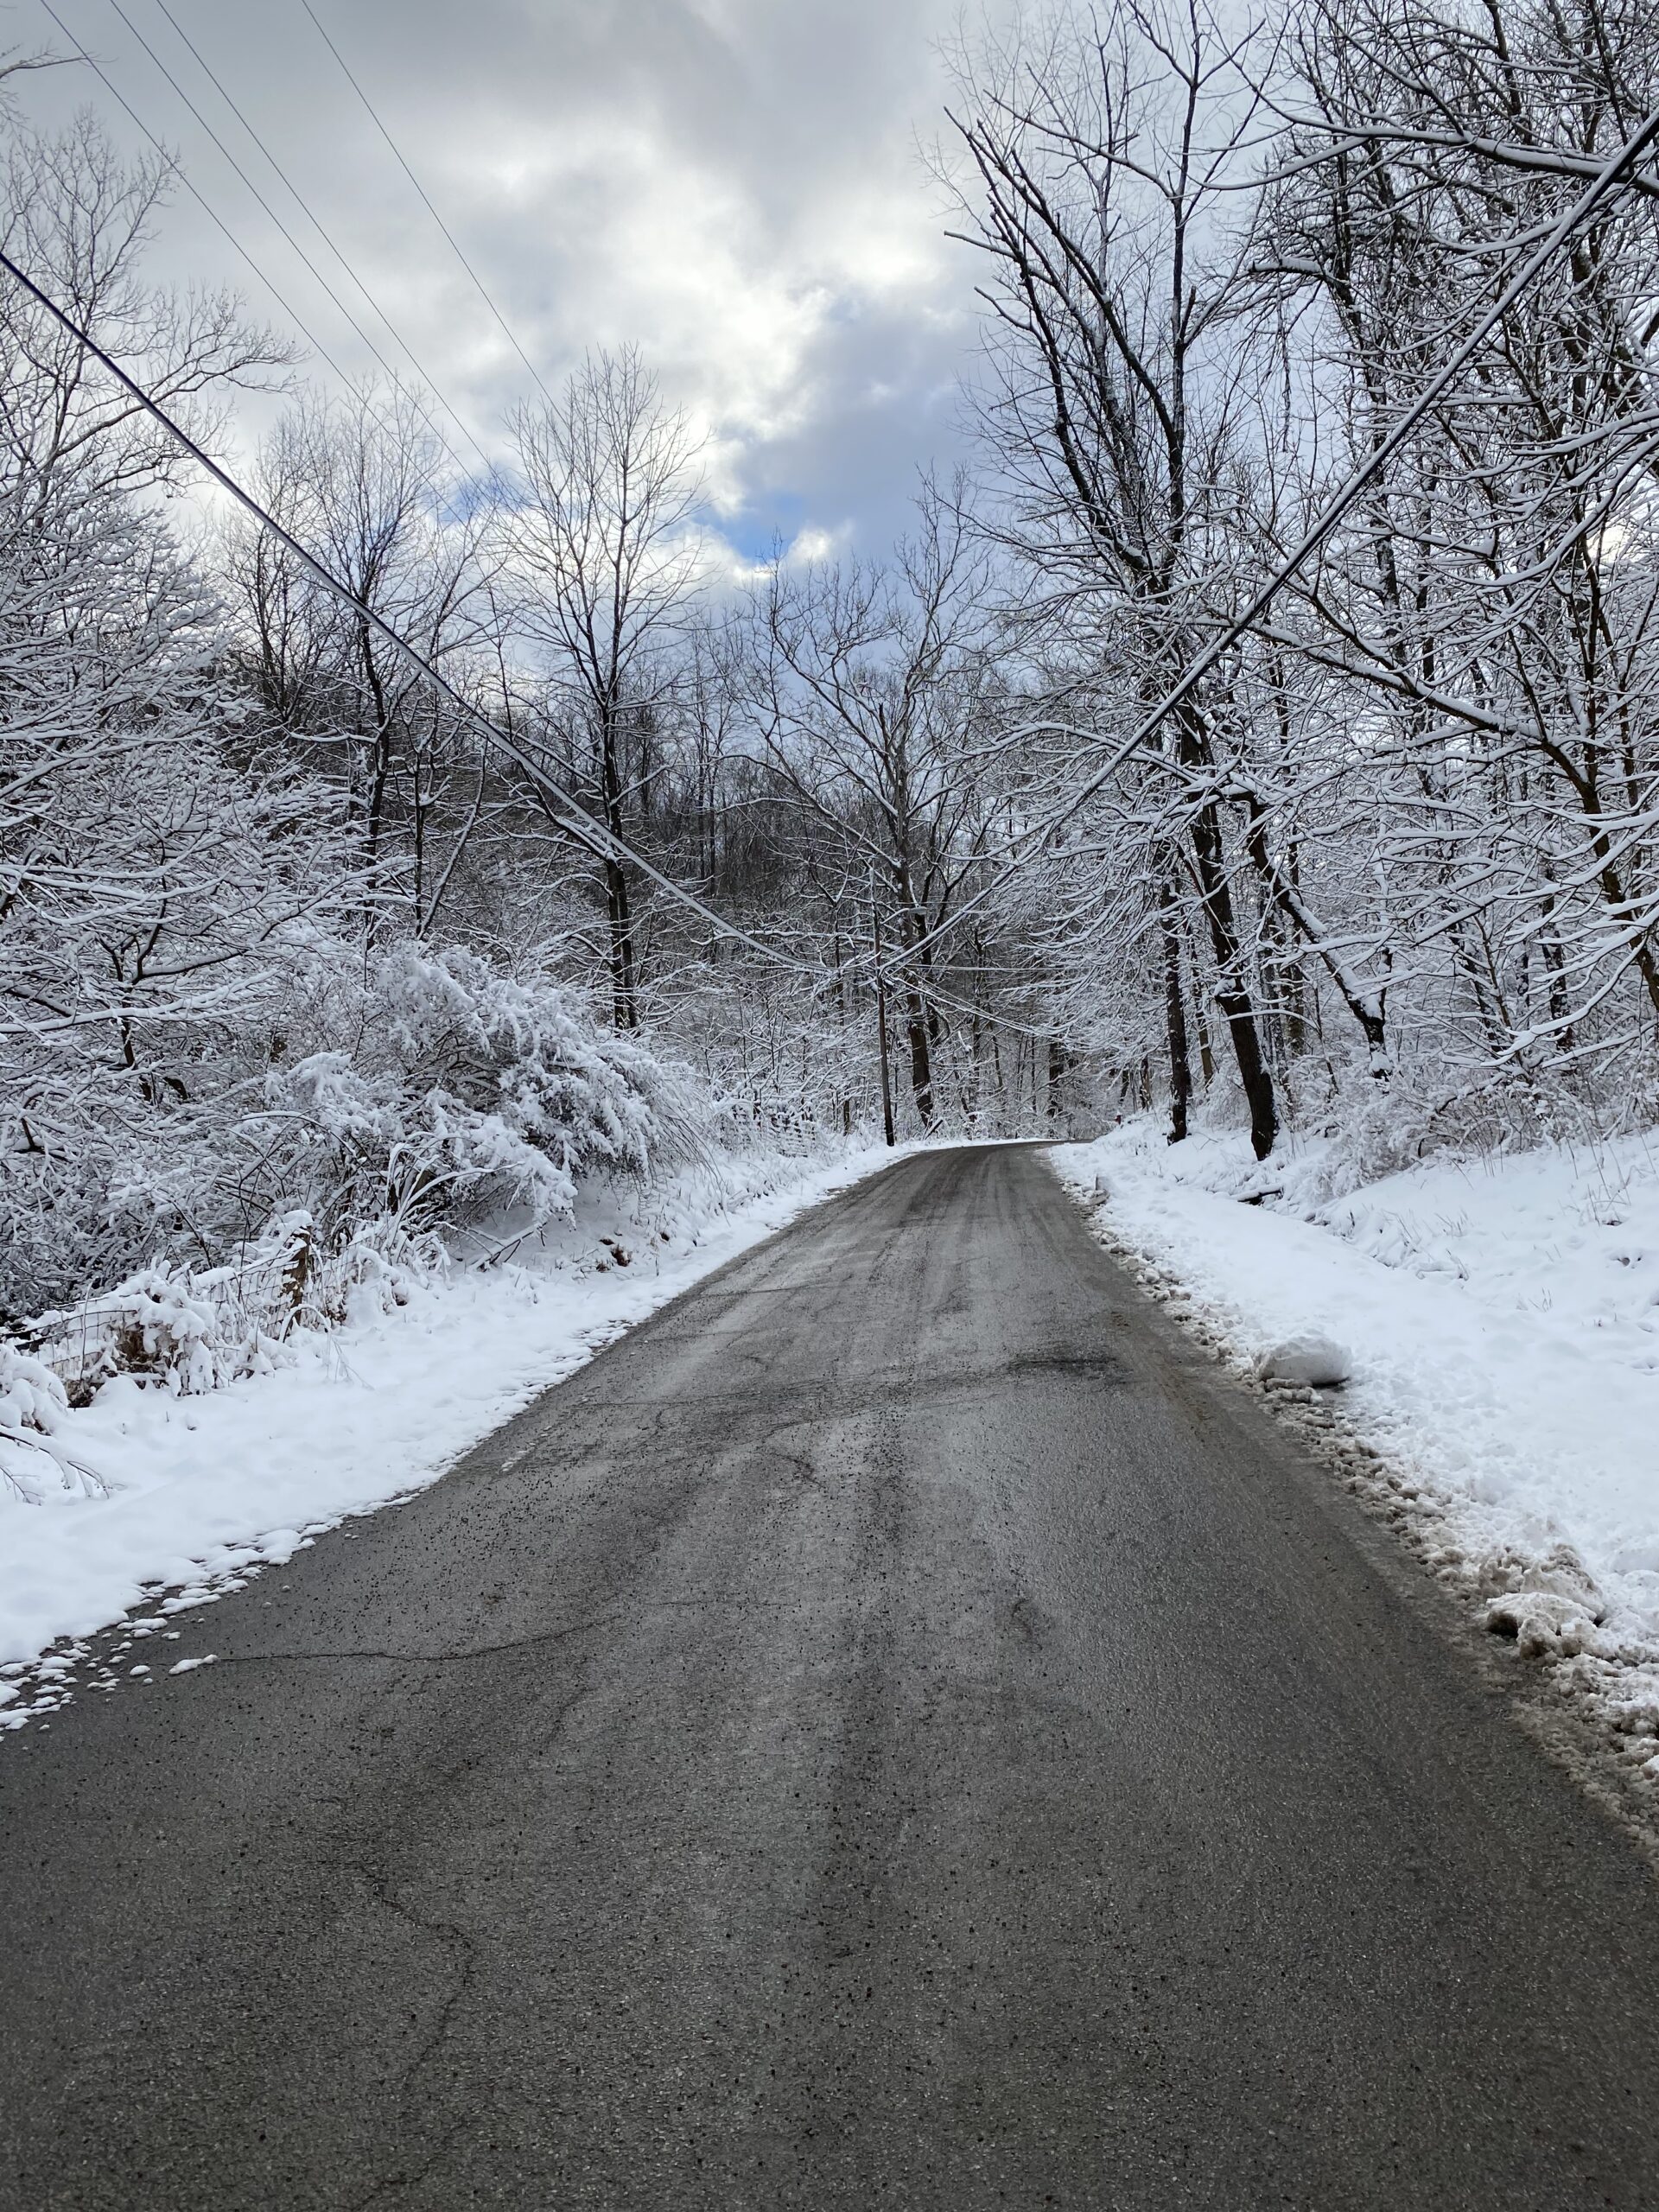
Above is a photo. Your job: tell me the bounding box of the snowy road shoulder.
[1050,1127,1659,1802]
[1,1142,906,1725]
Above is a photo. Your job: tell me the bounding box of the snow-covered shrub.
[22,1259,296,1407]
[0,1341,102,1501]
[4,822,702,1309]
[0,1342,67,1439]
[101,1269,232,1395]
[289,1213,444,1330]
[261,940,696,1243]
[67,1268,287,1397]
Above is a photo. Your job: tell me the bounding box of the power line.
[142,0,500,481]
[41,0,502,570]
[0,244,845,992]
[42,0,480,542]
[20,21,1058,1051]
[37,0,368,404]
[88,0,496,484]
[0,250,1063,1046]
[297,0,559,410]
[889,99,1659,982]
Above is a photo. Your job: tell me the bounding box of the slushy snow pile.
[1052,1123,1659,1776]
[0,1143,899,1725]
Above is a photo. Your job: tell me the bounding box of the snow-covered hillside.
[1052,1126,1659,1779]
[0,1144,899,1724]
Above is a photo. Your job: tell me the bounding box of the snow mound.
[1478,1543,1609,1659]
[1255,1332,1353,1388]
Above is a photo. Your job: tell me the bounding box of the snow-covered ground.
[1051,1123,1659,1783]
[1,1141,905,1724]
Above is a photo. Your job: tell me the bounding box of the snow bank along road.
[5,1147,1659,2209]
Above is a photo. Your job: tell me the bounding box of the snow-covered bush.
[260,940,698,1243]
[5,811,701,1310]
[0,1341,102,1501]
[6,904,703,1346]
[0,1343,67,1439]
[99,1269,256,1396]
[107,1271,220,1394]
[28,1267,287,1403]
[260,1210,442,1332]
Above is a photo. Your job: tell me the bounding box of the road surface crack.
[207,1593,803,1671]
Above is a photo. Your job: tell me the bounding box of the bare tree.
[229,385,497,925]
[505,348,702,1029]
[753,486,1004,1128]
[940,0,1283,1154]
[0,112,296,518]
[1246,0,1659,1091]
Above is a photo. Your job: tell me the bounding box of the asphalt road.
[5,1143,1659,2211]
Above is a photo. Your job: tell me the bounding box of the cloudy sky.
[11,0,1000,562]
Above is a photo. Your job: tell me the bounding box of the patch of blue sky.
[715,491,806,563]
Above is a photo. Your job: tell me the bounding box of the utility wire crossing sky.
[16,0,985,565]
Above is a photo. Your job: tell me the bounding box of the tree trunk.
[1046,1036,1070,1125]
[600,701,638,1030]
[604,855,637,1031]
[1187,791,1275,1158]
[905,987,934,1126]
[1160,880,1192,1144]
[872,897,897,1147]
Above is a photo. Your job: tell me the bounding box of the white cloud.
[17,0,1001,557]
[784,522,853,567]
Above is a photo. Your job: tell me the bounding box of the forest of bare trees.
[7,0,1659,1316]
